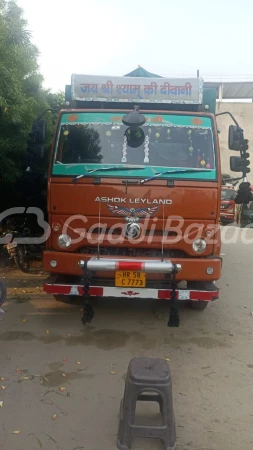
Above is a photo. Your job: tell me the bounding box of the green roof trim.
[124,66,162,78]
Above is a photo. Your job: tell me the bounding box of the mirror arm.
[36,108,58,121]
[222,175,243,183]
[215,111,240,128]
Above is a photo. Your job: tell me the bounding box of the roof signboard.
[71,74,203,104]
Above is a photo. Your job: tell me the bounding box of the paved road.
[0,226,253,450]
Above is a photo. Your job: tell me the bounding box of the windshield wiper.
[140,168,212,184]
[73,166,144,181]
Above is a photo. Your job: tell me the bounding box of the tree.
[0,1,64,187]
[0,1,64,212]
[0,1,38,182]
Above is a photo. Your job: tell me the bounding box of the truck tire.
[188,281,215,311]
[53,295,99,306]
[0,279,7,307]
[190,301,208,310]
[53,295,76,303]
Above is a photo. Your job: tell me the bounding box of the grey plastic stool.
[117,357,176,450]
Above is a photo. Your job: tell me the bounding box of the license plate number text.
[115,270,146,287]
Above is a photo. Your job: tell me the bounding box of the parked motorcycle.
[5,239,31,273]
[1,216,45,273]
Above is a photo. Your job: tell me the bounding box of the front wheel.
[190,301,208,310]
[0,279,7,307]
[188,281,216,311]
[53,294,99,306]
[53,294,76,303]
[14,245,30,273]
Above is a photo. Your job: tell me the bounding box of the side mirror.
[34,144,45,159]
[32,119,47,144]
[230,156,250,173]
[230,156,242,172]
[228,125,244,151]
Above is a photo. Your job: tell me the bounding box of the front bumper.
[44,251,222,281]
[220,212,235,222]
[44,281,219,302]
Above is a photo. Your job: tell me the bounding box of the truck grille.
[79,246,186,258]
[89,227,177,237]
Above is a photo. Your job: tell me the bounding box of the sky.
[17,0,253,93]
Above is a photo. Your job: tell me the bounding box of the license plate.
[115,270,146,287]
[6,243,17,250]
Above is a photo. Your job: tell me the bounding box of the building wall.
[215,102,253,183]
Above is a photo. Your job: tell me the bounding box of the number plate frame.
[115,270,146,288]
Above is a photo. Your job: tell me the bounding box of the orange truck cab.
[28,71,248,323]
[220,185,236,224]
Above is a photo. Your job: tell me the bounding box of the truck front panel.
[44,109,221,302]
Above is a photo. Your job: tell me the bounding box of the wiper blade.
[73,166,144,181]
[140,168,212,184]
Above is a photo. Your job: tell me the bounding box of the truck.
[28,68,250,326]
[220,185,236,225]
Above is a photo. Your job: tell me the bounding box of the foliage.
[0,0,64,211]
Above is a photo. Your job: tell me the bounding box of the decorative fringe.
[82,301,94,324]
[168,265,180,327]
[235,182,253,204]
[81,263,94,324]
[168,304,180,327]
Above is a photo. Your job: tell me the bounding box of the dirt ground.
[1,227,253,450]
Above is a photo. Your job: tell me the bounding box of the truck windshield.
[53,112,216,181]
[221,189,236,200]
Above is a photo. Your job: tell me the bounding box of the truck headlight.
[192,238,207,253]
[58,234,72,248]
